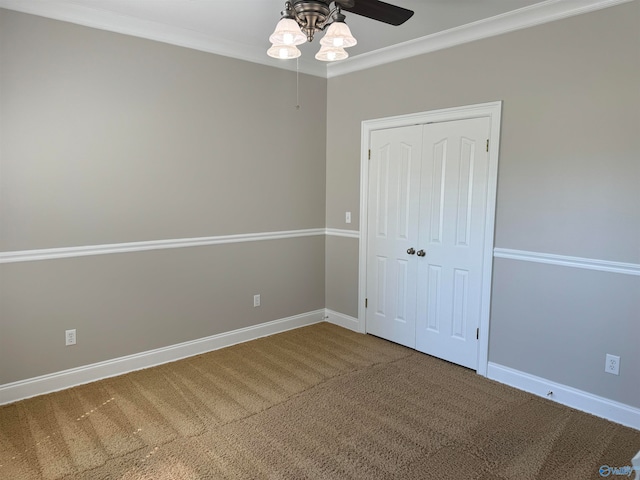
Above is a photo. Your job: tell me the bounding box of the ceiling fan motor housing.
[292,0,331,41]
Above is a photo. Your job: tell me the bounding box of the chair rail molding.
[325,228,359,239]
[493,248,640,276]
[0,229,327,264]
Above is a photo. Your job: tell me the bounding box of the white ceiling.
[0,0,629,77]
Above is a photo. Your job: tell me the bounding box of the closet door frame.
[358,101,502,377]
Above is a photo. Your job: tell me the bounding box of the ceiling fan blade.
[340,0,414,26]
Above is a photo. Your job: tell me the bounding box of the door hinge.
[368,149,371,160]
[476,328,479,340]
[486,139,489,152]
[365,298,368,308]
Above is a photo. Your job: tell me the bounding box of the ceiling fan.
[268,0,414,61]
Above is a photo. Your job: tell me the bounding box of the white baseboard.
[488,362,640,431]
[324,309,360,332]
[0,310,325,405]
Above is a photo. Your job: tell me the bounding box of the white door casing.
[358,102,502,376]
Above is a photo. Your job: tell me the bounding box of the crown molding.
[326,0,634,78]
[0,0,327,77]
[0,0,632,79]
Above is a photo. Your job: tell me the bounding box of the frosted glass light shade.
[320,21,357,48]
[267,44,301,60]
[269,18,306,46]
[315,45,348,62]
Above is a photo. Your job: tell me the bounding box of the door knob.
[417,249,426,257]
[407,248,416,255]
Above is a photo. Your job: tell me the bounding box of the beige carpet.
[1,322,638,479]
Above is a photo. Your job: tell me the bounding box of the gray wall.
[2,2,639,411]
[325,2,639,407]
[0,10,327,383]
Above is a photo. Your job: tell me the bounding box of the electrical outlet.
[253,294,261,307]
[65,329,76,346]
[605,354,620,375]
[345,211,351,224]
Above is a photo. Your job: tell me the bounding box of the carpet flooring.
[1,322,638,479]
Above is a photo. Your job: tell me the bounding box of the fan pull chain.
[296,57,300,110]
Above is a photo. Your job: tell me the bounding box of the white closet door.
[366,125,423,348]
[415,117,491,369]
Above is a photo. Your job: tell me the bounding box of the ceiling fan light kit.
[267,43,302,60]
[315,45,349,61]
[268,18,307,46]
[320,21,357,48]
[267,0,413,62]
